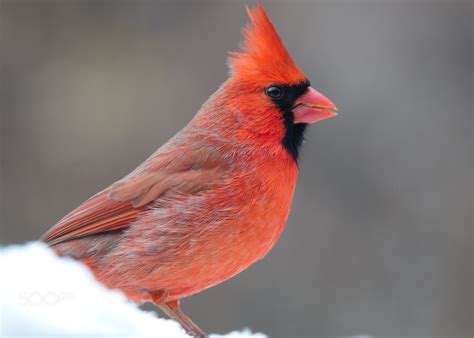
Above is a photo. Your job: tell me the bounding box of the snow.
[0,242,266,338]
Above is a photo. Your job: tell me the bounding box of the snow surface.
[0,242,266,338]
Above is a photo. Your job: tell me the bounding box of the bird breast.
[96,154,299,301]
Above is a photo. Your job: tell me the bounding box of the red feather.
[229,4,307,86]
[41,192,139,246]
[39,5,337,336]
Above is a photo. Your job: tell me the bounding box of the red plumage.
[41,5,337,337]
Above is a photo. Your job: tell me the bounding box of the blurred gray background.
[1,0,472,337]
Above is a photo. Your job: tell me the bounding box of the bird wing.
[41,191,139,246]
[42,149,230,246]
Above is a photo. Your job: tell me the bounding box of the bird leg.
[150,290,207,338]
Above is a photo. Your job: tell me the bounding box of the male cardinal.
[41,5,337,337]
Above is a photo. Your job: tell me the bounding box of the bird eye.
[266,86,284,99]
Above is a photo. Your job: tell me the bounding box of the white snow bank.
[0,242,265,338]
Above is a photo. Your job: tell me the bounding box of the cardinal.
[41,4,337,337]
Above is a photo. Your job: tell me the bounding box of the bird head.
[222,4,337,161]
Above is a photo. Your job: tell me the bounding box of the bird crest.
[228,4,307,87]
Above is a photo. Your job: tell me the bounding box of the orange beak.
[292,87,338,124]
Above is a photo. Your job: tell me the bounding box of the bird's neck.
[191,81,302,164]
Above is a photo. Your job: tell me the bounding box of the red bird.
[42,5,337,337]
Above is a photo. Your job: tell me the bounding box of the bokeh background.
[1,1,472,337]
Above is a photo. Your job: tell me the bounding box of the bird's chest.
[231,160,298,259]
[139,156,299,299]
[185,157,299,289]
